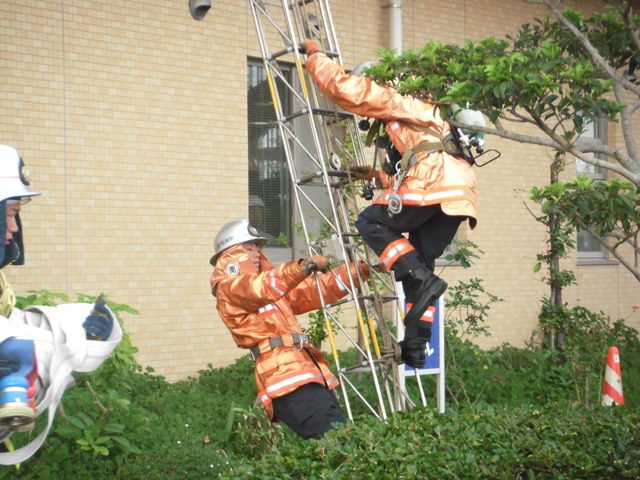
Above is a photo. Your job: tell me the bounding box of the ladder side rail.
[289,0,342,67]
[316,0,343,62]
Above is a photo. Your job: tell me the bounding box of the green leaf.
[96,446,110,456]
[66,415,88,430]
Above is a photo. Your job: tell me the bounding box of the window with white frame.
[575,117,607,180]
[575,116,608,260]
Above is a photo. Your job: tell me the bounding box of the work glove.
[302,255,330,275]
[300,39,321,56]
[0,350,20,379]
[350,166,380,183]
[357,260,371,278]
[82,296,114,341]
[357,259,386,276]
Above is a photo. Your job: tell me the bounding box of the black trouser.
[355,203,465,304]
[272,383,346,439]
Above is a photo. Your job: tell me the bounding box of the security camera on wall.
[189,0,211,20]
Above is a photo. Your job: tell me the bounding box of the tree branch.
[450,118,640,187]
[619,0,640,58]
[545,0,640,97]
[86,381,110,428]
[612,82,640,173]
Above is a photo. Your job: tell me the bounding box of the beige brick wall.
[1,0,637,381]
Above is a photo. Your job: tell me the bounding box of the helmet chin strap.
[0,201,23,269]
[0,201,11,269]
[12,213,25,266]
[0,201,18,316]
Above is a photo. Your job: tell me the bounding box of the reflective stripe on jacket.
[305,53,478,228]
[210,244,366,419]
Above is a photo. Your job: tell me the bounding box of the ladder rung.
[269,46,295,60]
[341,359,391,374]
[281,108,355,127]
[312,108,353,119]
[290,0,316,8]
[324,296,353,308]
[357,294,399,303]
[295,171,322,185]
[282,108,309,123]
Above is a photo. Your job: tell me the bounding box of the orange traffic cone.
[601,346,624,406]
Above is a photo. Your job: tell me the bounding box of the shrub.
[216,404,640,479]
[3,291,639,479]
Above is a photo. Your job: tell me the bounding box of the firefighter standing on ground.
[302,40,478,369]
[209,218,370,439]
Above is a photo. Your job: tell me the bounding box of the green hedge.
[2,291,639,479]
[218,404,640,479]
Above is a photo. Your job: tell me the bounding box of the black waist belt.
[250,332,310,362]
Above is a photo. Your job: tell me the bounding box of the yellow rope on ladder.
[324,316,339,361]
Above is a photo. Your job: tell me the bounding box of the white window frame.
[575,116,610,263]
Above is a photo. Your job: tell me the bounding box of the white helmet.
[351,60,375,77]
[0,145,41,203]
[209,218,267,266]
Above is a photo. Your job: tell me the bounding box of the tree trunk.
[550,155,565,350]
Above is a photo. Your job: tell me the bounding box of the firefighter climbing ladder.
[248,0,432,420]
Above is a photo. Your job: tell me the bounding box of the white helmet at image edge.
[210,218,267,266]
[351,60,375,77]
[0,144,41,203]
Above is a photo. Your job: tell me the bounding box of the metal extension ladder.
[248,0,429,420]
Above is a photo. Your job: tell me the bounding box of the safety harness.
[365,118,470,171]
[250,332,310,361]
[361,110,499,216]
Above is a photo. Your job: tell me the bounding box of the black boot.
[400,309,434,368]
[402,266,447,326]
[399,338,426,368]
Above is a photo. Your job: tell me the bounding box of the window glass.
[247,61,292,246]
[575,119,606,180]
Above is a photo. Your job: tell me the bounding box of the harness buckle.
[250,347,260,362]
[387,169,407,218]
[291,332,308,351]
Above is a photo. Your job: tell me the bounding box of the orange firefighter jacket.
[210,244,368,419]
[305,52,478,228]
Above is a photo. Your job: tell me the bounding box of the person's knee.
[355,206,381,235]
[328,411,347,427]
[354,211,369,231]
